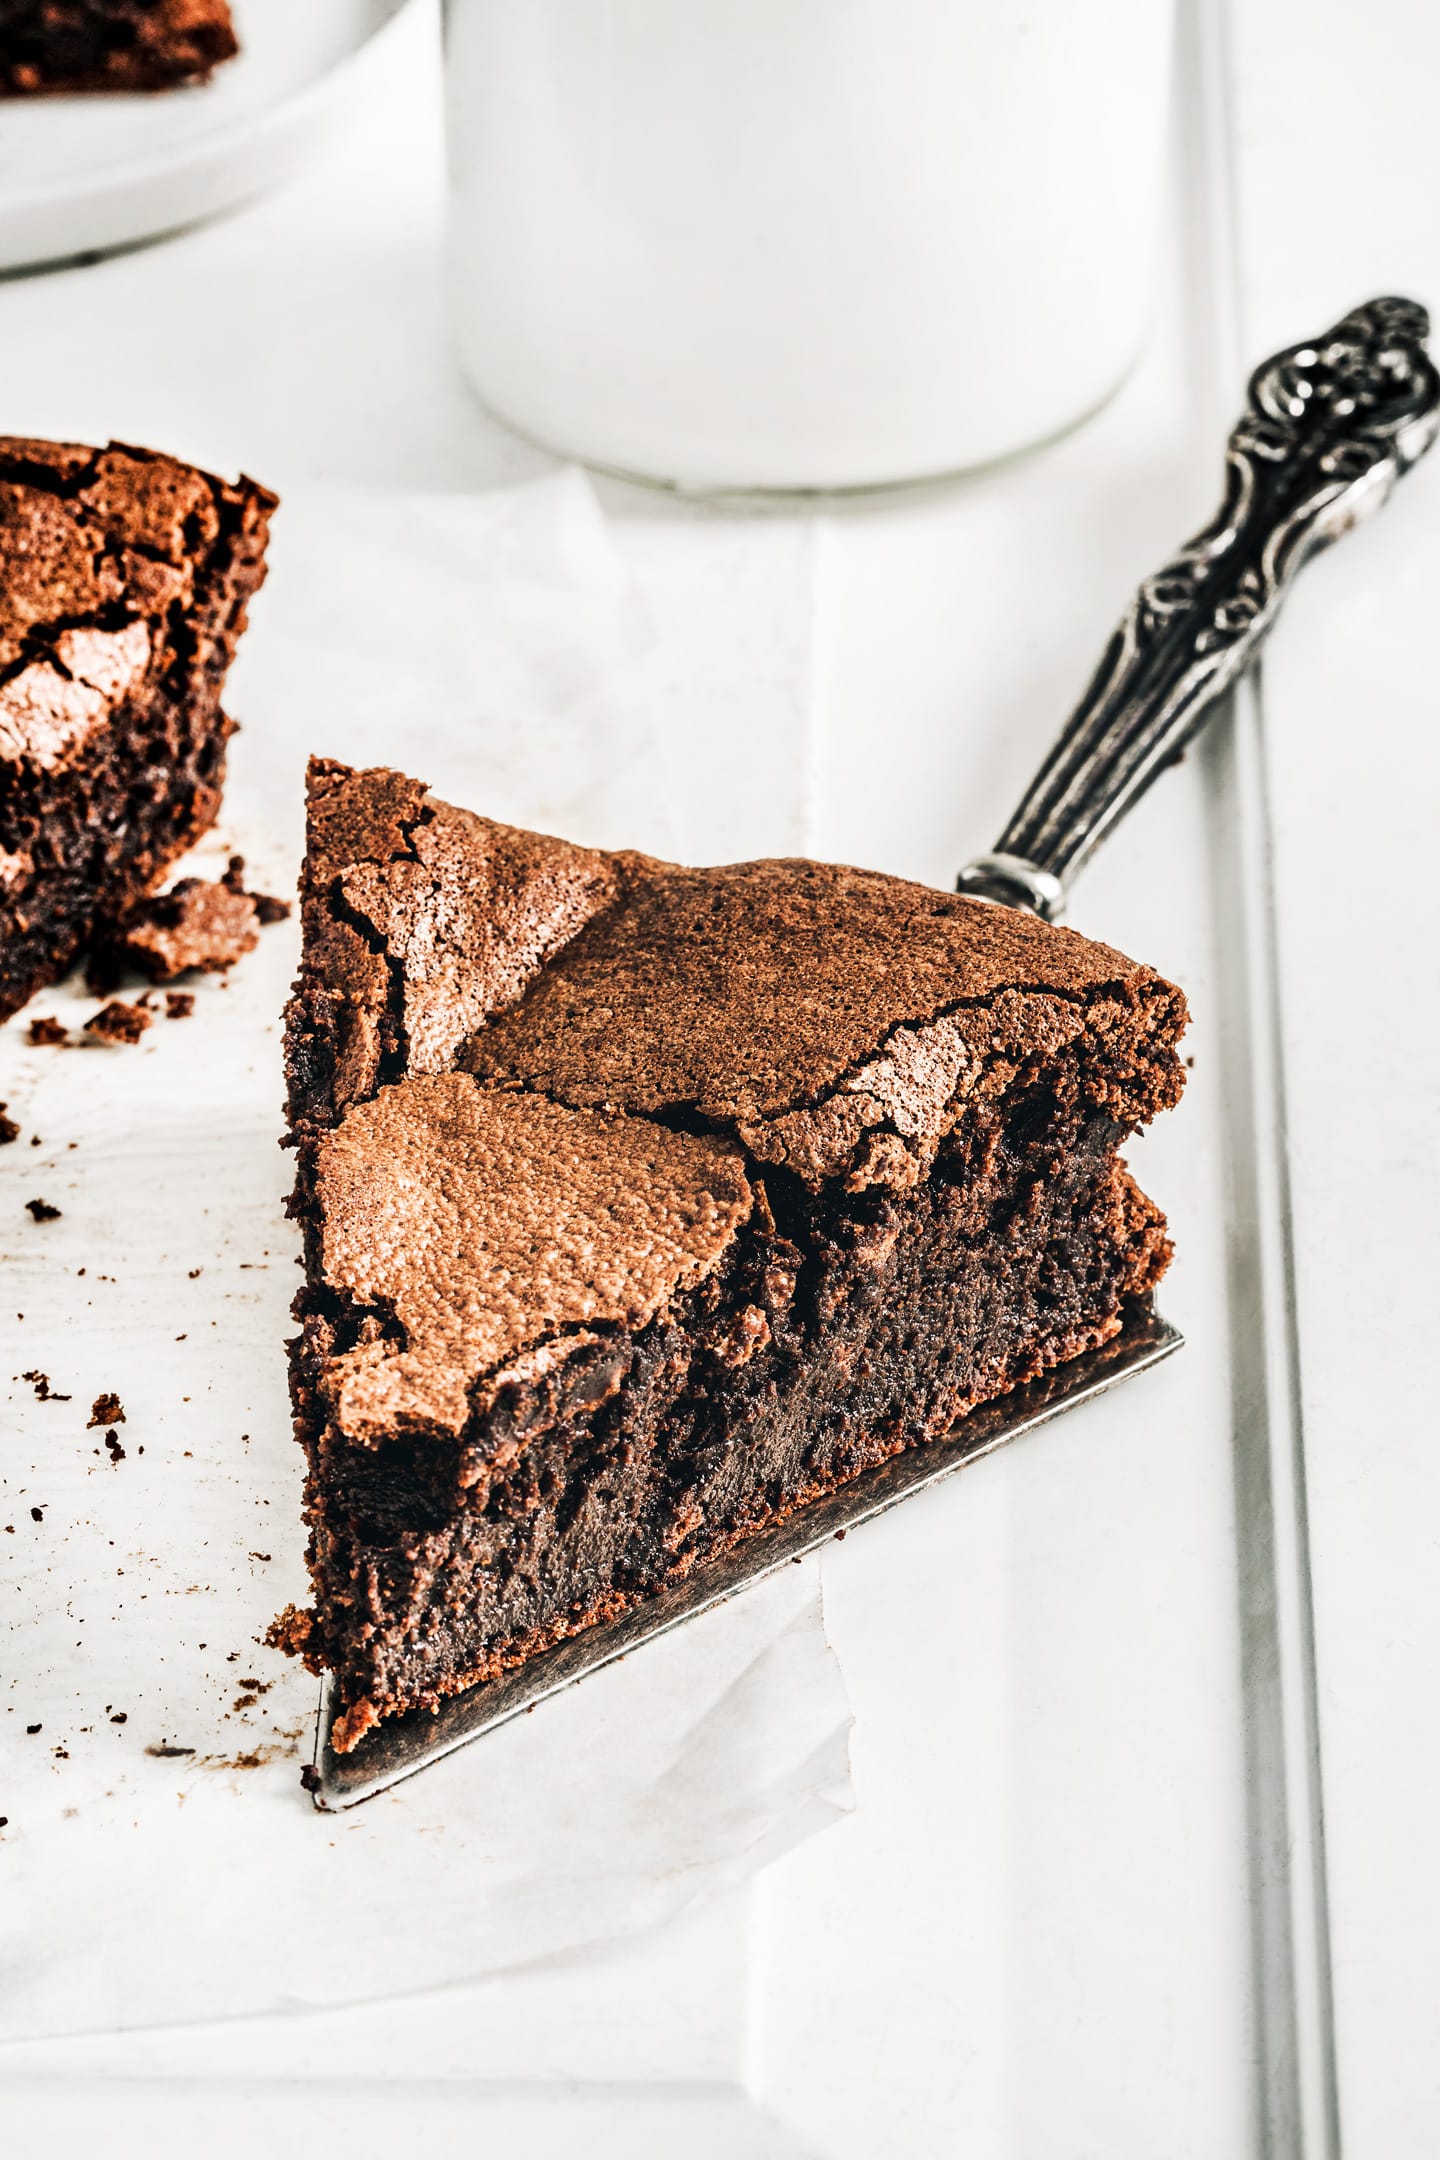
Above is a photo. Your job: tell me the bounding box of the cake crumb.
[26,1016,67,1047]
[89,1392,125,1427]
[20,1369,70,1402]
[104,1430,126,1464]
[165,991,195,1020]
[101,878,259,984]
[225,853,291,925]
[86,1000,151,1045]
[25,1197,61,1222]
[267,1605,311,1656]
[0,1104,19,1145]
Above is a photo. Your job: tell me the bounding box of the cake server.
[956,295,1439,918]
[314,295,1438,1806]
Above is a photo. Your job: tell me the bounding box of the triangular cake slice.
[280,759,1187,1752]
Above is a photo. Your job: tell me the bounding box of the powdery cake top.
[316,1075,752,1440]
[0,438,275,770]
[293,759,619,1118]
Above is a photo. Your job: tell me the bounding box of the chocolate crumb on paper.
[225,852,291,925]
[26,1016,67,1047]
[89,854,291,990]
[25,1197,61,1221]
[89,1392,125,1427]
[20,1369,70,1401]
[95,878,259,985]
[165,991,195,1020]
[85,1000,151,1045]
[0,1103,19,1144]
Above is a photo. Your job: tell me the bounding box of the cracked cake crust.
[282,759,1188,1750]
[316,1076,754,1442]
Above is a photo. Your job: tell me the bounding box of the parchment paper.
[0,473,853,2039]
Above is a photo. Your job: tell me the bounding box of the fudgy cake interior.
[281,760,1187,1752]
[0,0,236,94]
[0,437,274,1022]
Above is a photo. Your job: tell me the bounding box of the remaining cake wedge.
[0,1,237,94]
[0,437,274,1022]
[281,758,1188,1752]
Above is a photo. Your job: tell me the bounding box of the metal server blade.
[312,1307,1181,1807]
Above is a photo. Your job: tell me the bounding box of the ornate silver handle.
[956,296,1440,919]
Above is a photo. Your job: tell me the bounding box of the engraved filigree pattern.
[957,299,1440,917]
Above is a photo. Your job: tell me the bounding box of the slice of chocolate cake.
[282,759,1187,1753]
[0,0,237,94]
[0,437,274,1022]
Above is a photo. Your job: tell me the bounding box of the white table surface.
[1,2,1436,2154]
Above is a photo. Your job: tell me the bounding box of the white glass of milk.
[443,0,1175,495]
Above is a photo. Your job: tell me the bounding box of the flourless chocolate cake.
[0,0,237,94]
[0,437,274,1022]
[281,759,1187,1752]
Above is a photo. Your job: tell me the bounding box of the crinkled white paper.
[226,467,671,866]
[0,474,852,2040]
